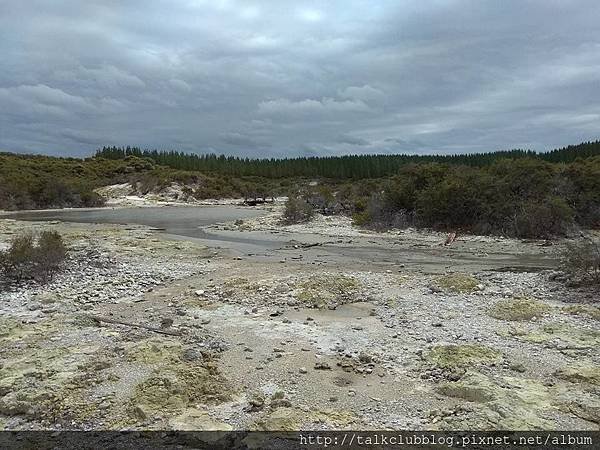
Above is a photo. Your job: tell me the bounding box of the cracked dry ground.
[0,220,599,431]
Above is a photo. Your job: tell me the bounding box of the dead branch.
[89,315,183,337]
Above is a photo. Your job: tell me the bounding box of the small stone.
[160,318,173,329]
[133,405,149,420]
[314,362,331,370]
[249,396,264,409]
[272,398,292,408]
[358,352,373,364]
[182,348,203,362]
[428,285,443,294]
[299,367,308,374]
[509,363,527,373]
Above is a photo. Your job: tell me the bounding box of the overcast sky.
[1,1,599,158]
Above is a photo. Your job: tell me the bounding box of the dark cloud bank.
[1,0,599,157]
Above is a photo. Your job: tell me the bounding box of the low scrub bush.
[352,193,414,230]
[348,159,586,238]
[510,196,574,239]
[0,231,67,282]
[283,196,314,224]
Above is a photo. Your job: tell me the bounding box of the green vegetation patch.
[508,323,600,349]
[0,317,24,339]
[0,316,62,347]
[562,305,600,321]
[168,408,233,431]
[251,407,356,431]
[296,274,361,309]
[435,371,498,403]
[435,372,556,430]
[128,362,231,419]
[125,338,183,364]
[0,341,108,424]
[435,273,479,293]
[221,276,264,295]
[555,363,600,386]
[488,297,551,321]
[425,344,502,369]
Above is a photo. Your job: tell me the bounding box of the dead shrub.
[561,237,600,287]
[283,196,314,224]
[36,231,67,280]
[0,231,67,283]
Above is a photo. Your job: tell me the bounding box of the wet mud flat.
[0,211,599,431]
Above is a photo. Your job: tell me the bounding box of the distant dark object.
[444,231,458,246]
[244,198,274,206]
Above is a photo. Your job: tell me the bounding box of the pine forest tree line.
[95,140,600,180]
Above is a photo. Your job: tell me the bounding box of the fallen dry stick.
[89,315,183,337]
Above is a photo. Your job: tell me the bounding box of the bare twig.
[89,315,182,337]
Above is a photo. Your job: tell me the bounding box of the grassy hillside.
[0,153,289,210]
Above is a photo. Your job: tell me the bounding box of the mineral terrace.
[1,206,599,431]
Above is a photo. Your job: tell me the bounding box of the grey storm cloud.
[1,0,599,157]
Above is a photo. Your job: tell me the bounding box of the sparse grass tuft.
[562,304,600,321]
[296,274,360,309]
[435,273,479,293]
[488,297,551,321]
[555,363,600,385]
[425,344,502,368]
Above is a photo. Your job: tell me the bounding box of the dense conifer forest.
[95,140,600,179]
